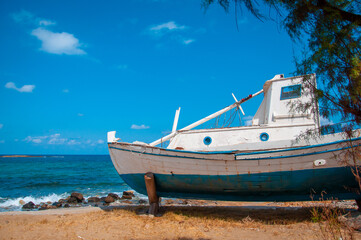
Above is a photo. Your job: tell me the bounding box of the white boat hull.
[108,135,361,201]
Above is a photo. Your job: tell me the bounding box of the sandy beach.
[1,200,361,240]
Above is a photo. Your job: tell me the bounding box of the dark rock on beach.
[104,196,115,203]
[52,202,62,208]
[103,193,122,204]
[66,192,84,204]
[67,196,79,204]
[39,205,48,211]
[71,192,84,202]
[100,197,107,202]
[87,197,101,203]
[123,191,135,197]
[39,203,56,211]
[108,193,120,200]
[121,191,134,200]
[121,195,132,200]
[22,201,35,210]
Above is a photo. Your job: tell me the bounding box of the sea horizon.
[0,154,140,212]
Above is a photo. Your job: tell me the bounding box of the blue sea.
[0,155,140,212]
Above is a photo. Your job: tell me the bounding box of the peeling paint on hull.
[120,167,359,202]
[108,137,361,201]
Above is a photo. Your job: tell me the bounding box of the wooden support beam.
[144,172,159,215]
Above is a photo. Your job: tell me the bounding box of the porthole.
[203,136,212,145]
[260,132,269,141]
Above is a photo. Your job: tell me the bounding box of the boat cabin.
[166,74,320,152]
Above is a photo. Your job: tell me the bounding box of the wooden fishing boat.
[108,74,361,201]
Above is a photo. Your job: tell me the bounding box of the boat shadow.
[99,204,355,224]
[158,205,314,224]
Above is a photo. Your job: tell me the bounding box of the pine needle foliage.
[202,0,361,134]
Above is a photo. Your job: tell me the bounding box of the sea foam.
[0,193,69,211]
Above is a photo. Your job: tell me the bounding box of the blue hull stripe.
[109,145,235,155]
[236,136,361,156]
[110,136,361,156]
[120,167,360,201]
[109,146,232,161]
[110,142,361,161]
[241,143,361,160]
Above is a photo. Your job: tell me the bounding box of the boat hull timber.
[108,135,361,202]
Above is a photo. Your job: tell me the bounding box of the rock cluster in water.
[21,191,139,211]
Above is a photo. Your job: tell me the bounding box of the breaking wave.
[0,193,69,212]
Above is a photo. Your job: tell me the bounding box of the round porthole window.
[260,132,269,141]
[203,136,212,145]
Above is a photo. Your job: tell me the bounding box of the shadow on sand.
[98,204,349,224]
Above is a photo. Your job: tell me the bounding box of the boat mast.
[149,89,264,147]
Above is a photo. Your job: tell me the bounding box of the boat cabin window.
[203,136,212,145]
[280,84,301,100]
[260,132,269,141]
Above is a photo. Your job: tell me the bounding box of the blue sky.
[0,0,301,154]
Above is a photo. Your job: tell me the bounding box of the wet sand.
[1,201,360,240]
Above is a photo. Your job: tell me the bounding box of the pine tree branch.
[316,0,361,26]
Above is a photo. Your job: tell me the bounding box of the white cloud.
[48,138,66,144]
[183,39,195,45]
[23,133,105,147]
[24,133,68,145]
[32,138,42,144]
[0,140,4,144]
[131,124,150,130]
[12,10,85,56]
[148,21,196,45]
[11,10,35,24]
[38,20,56,26]
[150,21,186,32]
[78,113,84,117]
[88,139,105,146]
[320,116,333,125]
[12,10,56,27]
[5,82,35,93]
[243,116,253,126]
[62,89,69,93]
[68,139,80,145]
[0,124,3,129]
[48,134,67,145]
[31,28,86,55]
[24,135,47,144]
[149,21,187,37]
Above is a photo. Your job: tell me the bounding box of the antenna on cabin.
[169,107,181,143]
[172,107,181,133]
